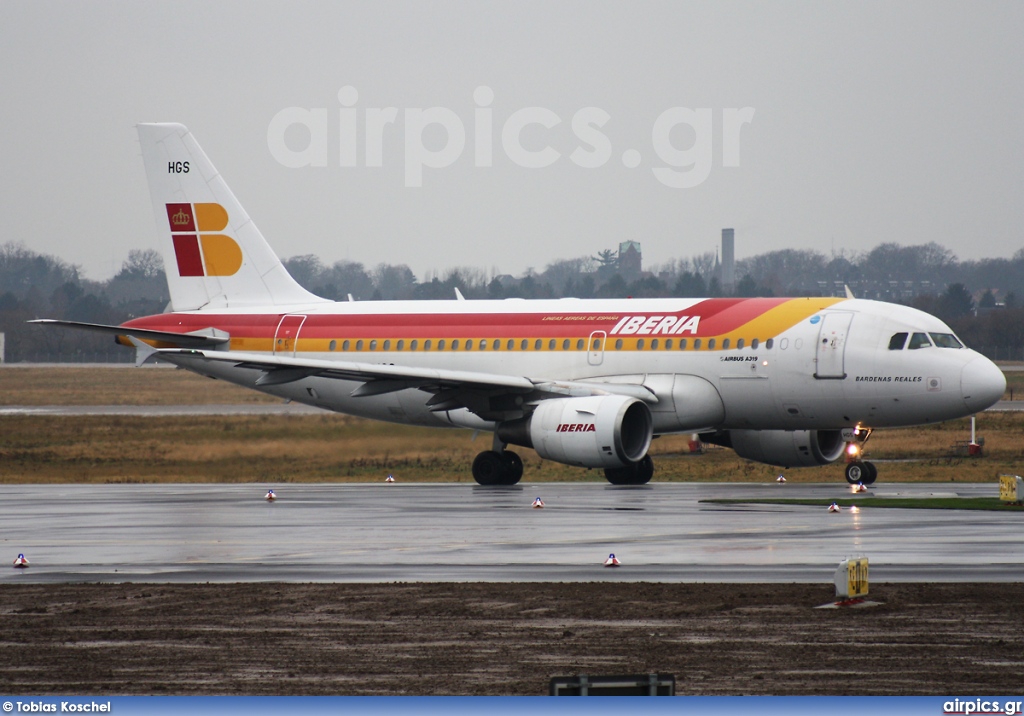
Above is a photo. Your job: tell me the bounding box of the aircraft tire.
[472,450,505,486]
[844,462,865,485]
[861,461,878,485]
[603,455,654,486]
[633,455,654,485]
[500,451,524,485]
[603,464,635,485]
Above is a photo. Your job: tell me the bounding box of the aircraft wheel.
[500,451,523,485]
[604,464,635,485]
[861,461,878,485]
[633,455,654,485]
[604,456,654,485]
[472,450,505,486]
[844,462,865,485]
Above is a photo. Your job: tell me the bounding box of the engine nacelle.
[723,429,846,468]
[497,395,653,469]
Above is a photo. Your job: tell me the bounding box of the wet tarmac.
[2,482,1020,584]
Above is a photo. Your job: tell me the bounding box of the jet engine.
[705,429,846,468]
[497,395,653,468]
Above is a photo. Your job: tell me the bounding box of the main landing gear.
[471,449,524,485]
[845,461,877,485]
[603,455,654,486]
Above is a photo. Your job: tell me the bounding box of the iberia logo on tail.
[165,203,243,277]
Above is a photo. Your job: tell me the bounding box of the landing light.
[847,444,860,457]
[762,360,769,366]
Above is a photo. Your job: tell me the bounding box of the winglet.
[454,287,466,301]
[844,285,855,299]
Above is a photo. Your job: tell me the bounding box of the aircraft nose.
[961,356,1006,413]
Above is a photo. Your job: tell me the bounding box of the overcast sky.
[3,1,1023,282]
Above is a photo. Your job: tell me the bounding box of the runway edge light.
[386,474,395,483]
[265,489,276,502]
[828,502,840,513]
[533,497,544,508]
[13,553,29,568]
[604,553,620,567]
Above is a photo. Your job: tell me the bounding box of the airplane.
[32,123,1007,487]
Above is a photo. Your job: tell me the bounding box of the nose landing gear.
[845,460,877,485]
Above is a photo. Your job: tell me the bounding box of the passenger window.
[737,338,744,349]
[465,340,473,350]
[679,339,687,350]
[908,332,932,349]
[615,338,623,350]
[451,340,459,350]
[722,338,730,350]
[424,340,431,351]
[520,339,528,350]
[548,339,556,350]
[751,338,759,349]
[329,340,337,351]
[356,340,364,351]
[438,339,446,350]
[765,338,774,350]
[534,339,542,350]
[888,333,908,350]
[396,340,404,351]
[930,333,964,349]
[651,339,659,350]
[694,339,702,350]
[665,339,673,349]
[562,339,570,350]
[383,340,391,350]
[637,339,645,350]
[342,339,350,351]
[708,338,716,350]
[411,340,418,350]
[495,340,503,350]
[369,340,378,350]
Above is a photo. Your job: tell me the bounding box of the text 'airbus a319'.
[33,124,1007,486]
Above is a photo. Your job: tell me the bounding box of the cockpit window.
[888,333,908,350]
[929,332,964,349]
[907,332,932,349]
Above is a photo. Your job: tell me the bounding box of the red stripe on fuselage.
[120,298,792,340]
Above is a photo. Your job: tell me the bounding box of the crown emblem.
[172,209,191,226]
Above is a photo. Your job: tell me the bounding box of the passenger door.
[814,312,853,379]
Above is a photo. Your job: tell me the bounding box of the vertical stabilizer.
[137,123,327,311]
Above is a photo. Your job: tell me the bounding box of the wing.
[140,345,658,421]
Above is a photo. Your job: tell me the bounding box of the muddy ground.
[1,582,1022,695]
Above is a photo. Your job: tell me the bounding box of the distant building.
[618,241,642,280]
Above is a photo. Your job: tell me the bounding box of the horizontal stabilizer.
[29,319,230,349]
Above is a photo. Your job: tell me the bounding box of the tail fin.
[137,123,327,311]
